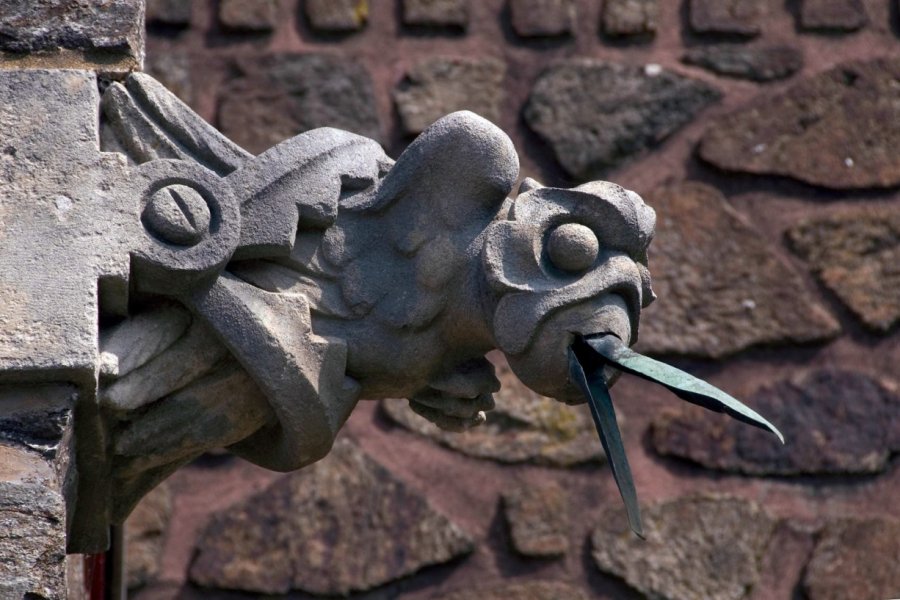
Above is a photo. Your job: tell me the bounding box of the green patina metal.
[570,334,784,538]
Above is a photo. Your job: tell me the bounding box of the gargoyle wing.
[100,74,390,474]
[320,111,521,330]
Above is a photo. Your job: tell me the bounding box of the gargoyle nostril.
[547,222,599,272]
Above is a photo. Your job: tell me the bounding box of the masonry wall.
[132,1,900,599]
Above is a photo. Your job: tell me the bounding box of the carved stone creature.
[0,69,780,553]
[93,73,656,538]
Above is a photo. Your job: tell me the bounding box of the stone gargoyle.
[21,72,779,551]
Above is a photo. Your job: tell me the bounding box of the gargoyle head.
[483,179,656,404]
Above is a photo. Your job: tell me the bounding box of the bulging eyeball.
[547,223,599,272]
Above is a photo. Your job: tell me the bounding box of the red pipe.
[84,553,106,600]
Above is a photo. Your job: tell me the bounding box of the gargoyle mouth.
[568,333,784,538]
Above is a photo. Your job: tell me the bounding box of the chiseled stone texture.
[689,0,763,36]
[637,183,839,358]
[699,58,900,189]
[652,368,900,475]
[799,0,867,31]
[0,0,144,67]
[145,0,191,26]
[503,482,569,557]
[125,482,173,590]
[787,206,900,332]
[510,0,576,37]
[682,44,803,82]
[189,440,473,595]
[592,496,775,600]
[439,581,590,600]
[382,357,605,466]
[218,0,277,31]
[802,518,900,600]
[402,0,469,27]
[218,53,381,154]
[0,444,68,600]
[305,0,368,31]
[394,57,505,135]
[524,61,720,180]
[602,0,658,37]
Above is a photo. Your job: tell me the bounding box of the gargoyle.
[82,73,781,549]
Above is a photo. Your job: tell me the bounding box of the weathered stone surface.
[0,70,136,386]
[125,482,172,590]
[689,0,763,36]
[0,444,68,600]
[510,0,576,37]
[602,0,658,36]
[787,207,900,332]
[218,53,381,153]
[394,57,505,135]
[218,0,277,31]
[636,183,838,357]
[403,0,469,27]
[699,58,900,189]
[382,357,605,466]
[682,44,803,81]
[799,0,867,31]
[439,581,590,600]
[0,0,144,69]
[305,0,368,31]
[652,369,900,475]
[592,496,775,600]
[145,0,191,26]
[503,482,569,557]
[524,61,720,180]
[189,440,473,595]
[803,518,900,600]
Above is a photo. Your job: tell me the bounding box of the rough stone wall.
[134,1,900,599]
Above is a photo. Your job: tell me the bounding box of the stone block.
[803,518,900,600]
[524,60,720,180]
[510,0,576,37]
[0,0,144,73]
[787,206,900,332]
[689,0,763,36]
[0,384,75,600]
[637,183,839,358]
[503,482,569,557]
[682,44,803,81]
[799,0,867,31]
[189,440,473,595]
[602,0,658,36]
[394,57,505,135]
[652,368,900,475]
[305,0,368,31]
[218,0,278,31]
[592,496,775,600]
[145,0,191,26]
[218,54,381,153]
[402,0,469,28]
[699,57,900,189]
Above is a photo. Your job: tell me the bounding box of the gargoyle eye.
[546,222,599,272]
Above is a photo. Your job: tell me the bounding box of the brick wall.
[134,1,900,599]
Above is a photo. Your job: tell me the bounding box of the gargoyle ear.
[369,111,520,229]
